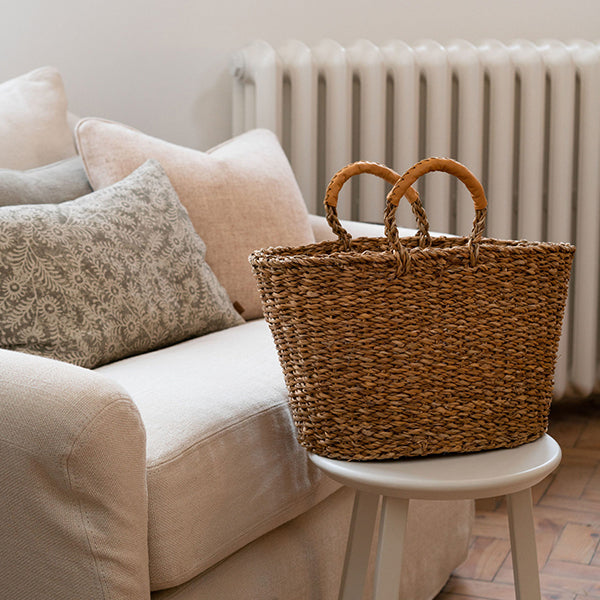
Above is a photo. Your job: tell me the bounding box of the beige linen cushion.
[0,159,243,369]
[96,319,340,590]
[75,121,315,319]
[0,67,76,169]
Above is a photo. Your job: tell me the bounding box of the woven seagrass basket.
[249,158,575,461]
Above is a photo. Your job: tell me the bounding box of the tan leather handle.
[324,161,420,250]
[387,157,487,210]
[323,157,487,275]
[383,157,488,272]
[324,161,420,207]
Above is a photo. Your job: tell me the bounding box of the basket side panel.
[251,241,574,460]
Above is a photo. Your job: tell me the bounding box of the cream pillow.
[0,67,76,169]
[75,121,314,320]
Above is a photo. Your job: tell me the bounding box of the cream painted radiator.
[231,39,600,400]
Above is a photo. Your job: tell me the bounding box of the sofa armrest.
[0,349,150,599]
[309,213,417,243]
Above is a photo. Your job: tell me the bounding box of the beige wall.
[2,0,598,150]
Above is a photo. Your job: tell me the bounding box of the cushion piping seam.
[146,397,287,472]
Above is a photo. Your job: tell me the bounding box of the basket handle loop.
[323,161,420,250]
[385,157,488,269]
[387,157,487,210]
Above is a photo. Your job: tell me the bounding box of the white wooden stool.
[309,434,561,600]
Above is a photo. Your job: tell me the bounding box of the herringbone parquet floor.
[436,396,600,600]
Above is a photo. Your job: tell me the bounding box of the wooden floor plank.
[441,578,516,600]
[471,512,510,540]
[539,571,600,595]
[544,462,596,498]
[582,488,600,503]
[452,537,511,581]
[582,465,600,502]
[530,504,600,528]
[543,559,600,582]
[533,474,555,504]
[539,493,600,514]
[574,419,600,450]
[560,447,600,464]
[475,497,504,512]
[547,417,586,448]
[549,523,600,563]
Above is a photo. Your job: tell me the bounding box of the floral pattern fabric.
[0,159,243,369]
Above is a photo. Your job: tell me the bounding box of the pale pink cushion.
[75,121,315,319]
[0,67,76,169]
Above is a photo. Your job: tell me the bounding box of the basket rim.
[249,235,575,266]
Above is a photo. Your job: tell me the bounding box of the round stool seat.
[309,434,561,500]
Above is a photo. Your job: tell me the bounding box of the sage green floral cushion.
[0,159,244,369]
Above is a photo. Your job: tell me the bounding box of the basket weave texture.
[249,158,575,461]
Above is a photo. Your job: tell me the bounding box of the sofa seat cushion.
[95,319,340,591]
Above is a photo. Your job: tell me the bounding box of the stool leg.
[339,491,379,600]
[373,496,409,600]
[506,488,542,600]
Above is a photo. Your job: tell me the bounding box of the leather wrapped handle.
[323,157,488,275]
[383,157,488,272]
[323,161,419,249]
[324,161,419,208]
[386,157,487,210]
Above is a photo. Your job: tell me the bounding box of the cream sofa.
[0,67,473,599]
